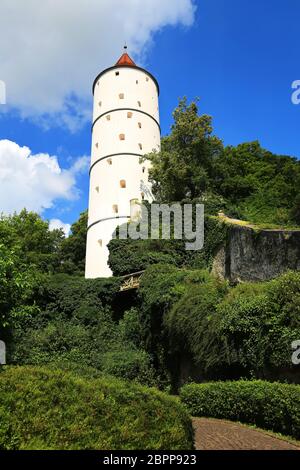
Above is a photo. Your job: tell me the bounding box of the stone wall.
[212,224,300,283]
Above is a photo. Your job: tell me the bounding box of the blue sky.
[0,0,299,233]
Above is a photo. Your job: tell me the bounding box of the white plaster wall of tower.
[85,52,161,278]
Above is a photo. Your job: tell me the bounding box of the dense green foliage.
[108,238,181,276]
[0,366,193,450]
[138,265,227,387]
[0,210,64,273]
[138,266,300,384]
[0,243,38,329]
[165,275,227,376]
[0,209,87,278]
[144,98,223,201]
[9,274,157,387]
[180,380,300,439]
[145,99,300,226]
[108,215,228,276]
[2,246,299,447]
[214,271,300,378]
[60,211,87,274]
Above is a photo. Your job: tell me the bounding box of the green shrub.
[216,271,300,376]
[180,380,300,439]
[11,307,120,367]
[108,238,185,276]
[35,273,122,317]
[0,366,194,450]
[189,216,228,269]
[107,215,228,276]
[165,276,228,371]
[10,302,159,387]
[138,265,222,388]
[101,349,156,386]
[118,308,145,349]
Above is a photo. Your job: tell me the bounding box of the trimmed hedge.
[180,380,300,439]
[0,366,194,450]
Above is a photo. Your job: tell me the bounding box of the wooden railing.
[119,270,145,291]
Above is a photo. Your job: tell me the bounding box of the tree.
[143,98,300,226]
[291,193,300,225]
[213,142,300,225]
[143,98,223,202]
[0,209,65,273]
[0,244,38,329]
[60,211,88,274]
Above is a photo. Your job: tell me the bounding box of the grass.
[213,214,300,231]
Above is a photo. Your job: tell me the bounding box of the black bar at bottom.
[0,450,298,467]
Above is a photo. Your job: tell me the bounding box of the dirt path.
[193,418,300,450]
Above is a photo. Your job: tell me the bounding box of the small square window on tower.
[106,115,111,121]
[137,100,141,107]
[119,134,125,141]
[120,179,126,188]
[138,143,143,150]
[115,71,120,76]
[119,93,124,99]
[138,122,142,129]
[127,112,133,118]
[112,204,119,214]
[107,158,112,165]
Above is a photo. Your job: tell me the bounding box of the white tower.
[85,49,161,278]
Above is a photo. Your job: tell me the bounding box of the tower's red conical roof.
[115,52,136,67]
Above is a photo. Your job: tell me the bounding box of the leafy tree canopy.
[144,98,300,226]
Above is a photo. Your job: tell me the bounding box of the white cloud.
[0,139,89,214]
[0,0,195,130]
[49,219,71,237]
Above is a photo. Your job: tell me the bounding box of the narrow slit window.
[146,76,149,82]
[138,143,143,150]
[107,158,112,165]
[120,179,126,188]
[98,239,102,247]
[138,122,142,129]
[119,134,125,141]
[112,204,119,214]
[127,112,133,118]
[142,166,146,173]
[95,142,99,148]
[137,100,141,107]
[141,192,145,200]
[136,80,138,84]
[106,114,111,121]
[119,93,124,99]
[99,101,102,107]
[95,186,99,193]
